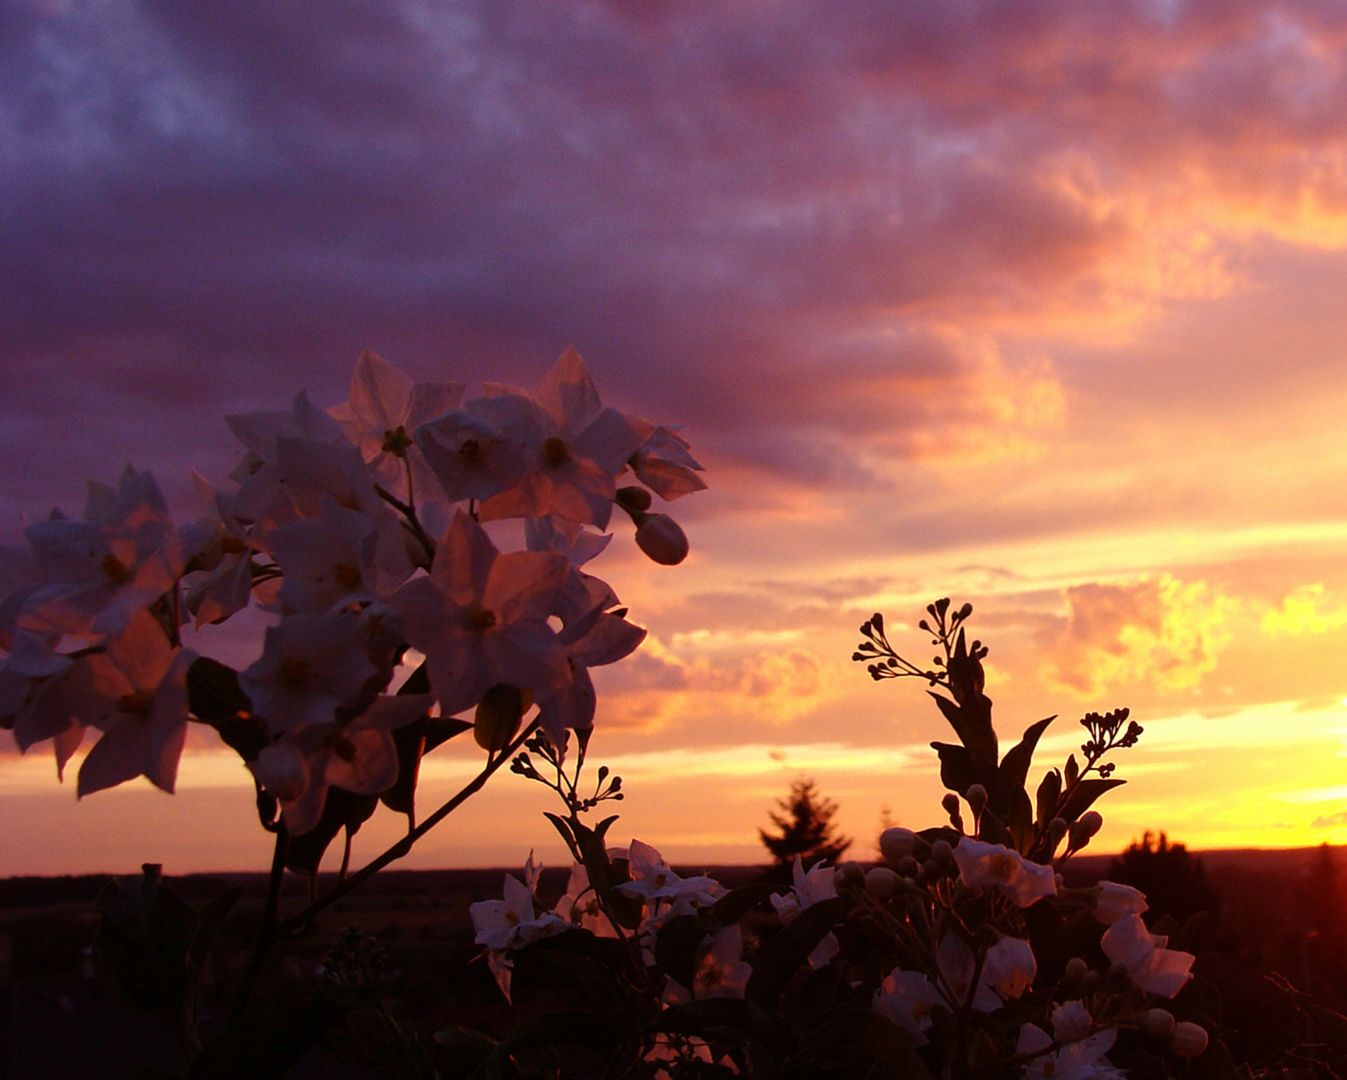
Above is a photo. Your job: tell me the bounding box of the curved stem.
[276,719,541,937]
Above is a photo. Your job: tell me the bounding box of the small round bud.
[1077,811,1104,838]
[880,827,918,864]
[898,856,921,877]
[942,793,961,817]
[965,784,988,816]
[837,861,865,889]
[1107,960,1132,990]
[1064,957,1088,984]
[1082,970,1103,992]
[1170,1021,1208,1058]
[1142,1009,1176,1037]
[921,859,941,879]
[930,839,953,863]
[866,866,901,900]
[634,513,689,565]
[1048,818,1068,846]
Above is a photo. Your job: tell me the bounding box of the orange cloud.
[1042,575,1239,698]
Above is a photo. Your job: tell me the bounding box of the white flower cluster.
[0,349,704,833]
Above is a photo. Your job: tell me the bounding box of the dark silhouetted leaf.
[1056,778,1125,825]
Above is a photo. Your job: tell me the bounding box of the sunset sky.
[6,0,1347,877]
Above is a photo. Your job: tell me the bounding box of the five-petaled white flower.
[953,838,1057,907]
[1101,913,1195,997]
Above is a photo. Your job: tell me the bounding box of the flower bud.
[1048,818,1068,847]
[1107,960,1132,991]
[474,684,529,752]
[837,861,865,889]
[1170,1021,1208,1058]
[634,513,689,565]
[965,784,988,817]
[866,866,900,900]
[615,485,653,515]
[1068,811,1103,852]
[880,826,918,864]
[921,859,941,880]
[930,839,953,864]
[1064,957,1088,984]
[898,856,921,878]
[1142,1008,1176,1037]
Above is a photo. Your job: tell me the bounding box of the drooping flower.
[1100,913,1194,997]
[251,694,431,834]
[953,838,1057,906]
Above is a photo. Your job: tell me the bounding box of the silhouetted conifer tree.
[759,777,852,869]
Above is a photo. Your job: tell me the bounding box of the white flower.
[628,425,707,501]
[474,349,646,530]
[616,839,724,909]
[1092,881,1149,925]
[390,511,570,718]
[267,498,412,613]
[1051,1000,1095,1044]
[251,694,431,834]
[21,467,183,639]
[873,968,942,1045]
[22,612,196,796]
[327,350,464,501]
[239,612,380,734]
[470,870,571,952]
[664,925,752,1004]
[1100,913,1194,997]
[983,936,1037,1001]
[1017,1023,1124,1080]
[953,838,1057,906]
[771,858,838,923]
